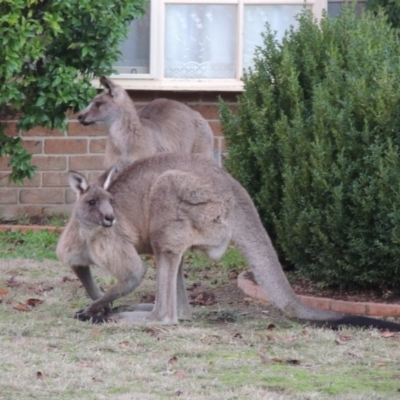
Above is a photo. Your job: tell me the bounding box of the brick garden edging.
[237,271,400,317]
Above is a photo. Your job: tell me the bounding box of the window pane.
[165,5,236,79]
[115,8,151,74]
[243,5,308,71]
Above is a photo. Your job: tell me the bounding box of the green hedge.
[220,6,400,288]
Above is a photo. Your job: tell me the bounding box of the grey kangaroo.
[77,76,215,169]
[57,153,400,331]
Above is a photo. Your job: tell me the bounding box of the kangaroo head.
[69,169,117,228]
[77,76,127,126]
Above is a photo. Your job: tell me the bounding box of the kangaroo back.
[78,77,215,169]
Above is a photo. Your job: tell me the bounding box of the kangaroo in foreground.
[77,76,215,169]
[56,153,400,330]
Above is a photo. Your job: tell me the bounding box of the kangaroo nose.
[77,114,83,121]
[103,215,115,227]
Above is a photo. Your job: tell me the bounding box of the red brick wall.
[0,90,238,219]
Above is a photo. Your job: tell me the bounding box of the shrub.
[366,0,400,30]
[220,6,400,288]
[0,0,146,183]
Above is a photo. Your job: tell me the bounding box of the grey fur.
[77,76,214,169]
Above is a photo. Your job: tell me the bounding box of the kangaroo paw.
[74,308,110,323]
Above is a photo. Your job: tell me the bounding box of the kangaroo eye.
[88,199,96,206]
[95,102,102,108]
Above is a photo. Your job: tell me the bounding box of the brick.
[20,188,64,204]
[69,155,104,170]
[66,188,77,204]
[367,303,400,317]
[128,90,157,103]
[0,156,11,171]
[89,138,107,154]
[202,91,241,103]
[4,122,19,137]
[88,171,104,182]
[0,173,41,188]
[0,189,18,204]
[45,138,87,154]
[209,121,222,136]
[42,172,69,187]
[68,122,108,137]
[155,91,202,103]
[191,105,220,120]
[66,109,80,119]
[0,205,44,219]
[330,299,367,315]
[41,204,73,217]
[22,126,64,137]
[31,156,67,171]
[301,296,331,311]
[220,137,227,152]
[22,139,43,154]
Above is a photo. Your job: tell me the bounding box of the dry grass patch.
[0,257,400,399]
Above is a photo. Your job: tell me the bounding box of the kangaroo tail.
[231,182,400,331]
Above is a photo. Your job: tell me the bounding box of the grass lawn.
[0,229,400,399]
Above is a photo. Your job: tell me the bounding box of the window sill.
[91,77,244,92]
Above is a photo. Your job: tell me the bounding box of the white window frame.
[92,0,327,91]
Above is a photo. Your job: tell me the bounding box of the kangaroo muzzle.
[102,215,115,227]
[77,113,94,126]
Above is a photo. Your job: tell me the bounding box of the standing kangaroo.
[57,153,400,331]
[77,76,215,169]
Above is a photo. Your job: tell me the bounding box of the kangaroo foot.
[74,305,111,324]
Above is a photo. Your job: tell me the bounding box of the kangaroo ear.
[103,166,118,191]
[68,171,89,196]
[100,76,118,98]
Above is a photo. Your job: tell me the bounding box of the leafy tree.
[0,0,147,183]
[220,6,400,288]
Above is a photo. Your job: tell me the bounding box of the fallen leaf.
[286,359,301,365]
[62,276,77,283]
[190,291,216,306]
[175,370,186,379]
[119,341,129,349]
[78,362,95,368]
[140,293,155,303]
[233,332,242,339]
[0,288,9,296]
[266,323,276,331]
[13,302,31,312]
[339,334,353,341]
[228,270,238,279]
[346,352,359,358]
[169,356,178,364]
[26,298,43,307]
[272,357,283,363]
[381,331,395,338]
[259,353,270,364]
[6,277,20,288]
[375,361,387,367]
[186,282,201,291]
